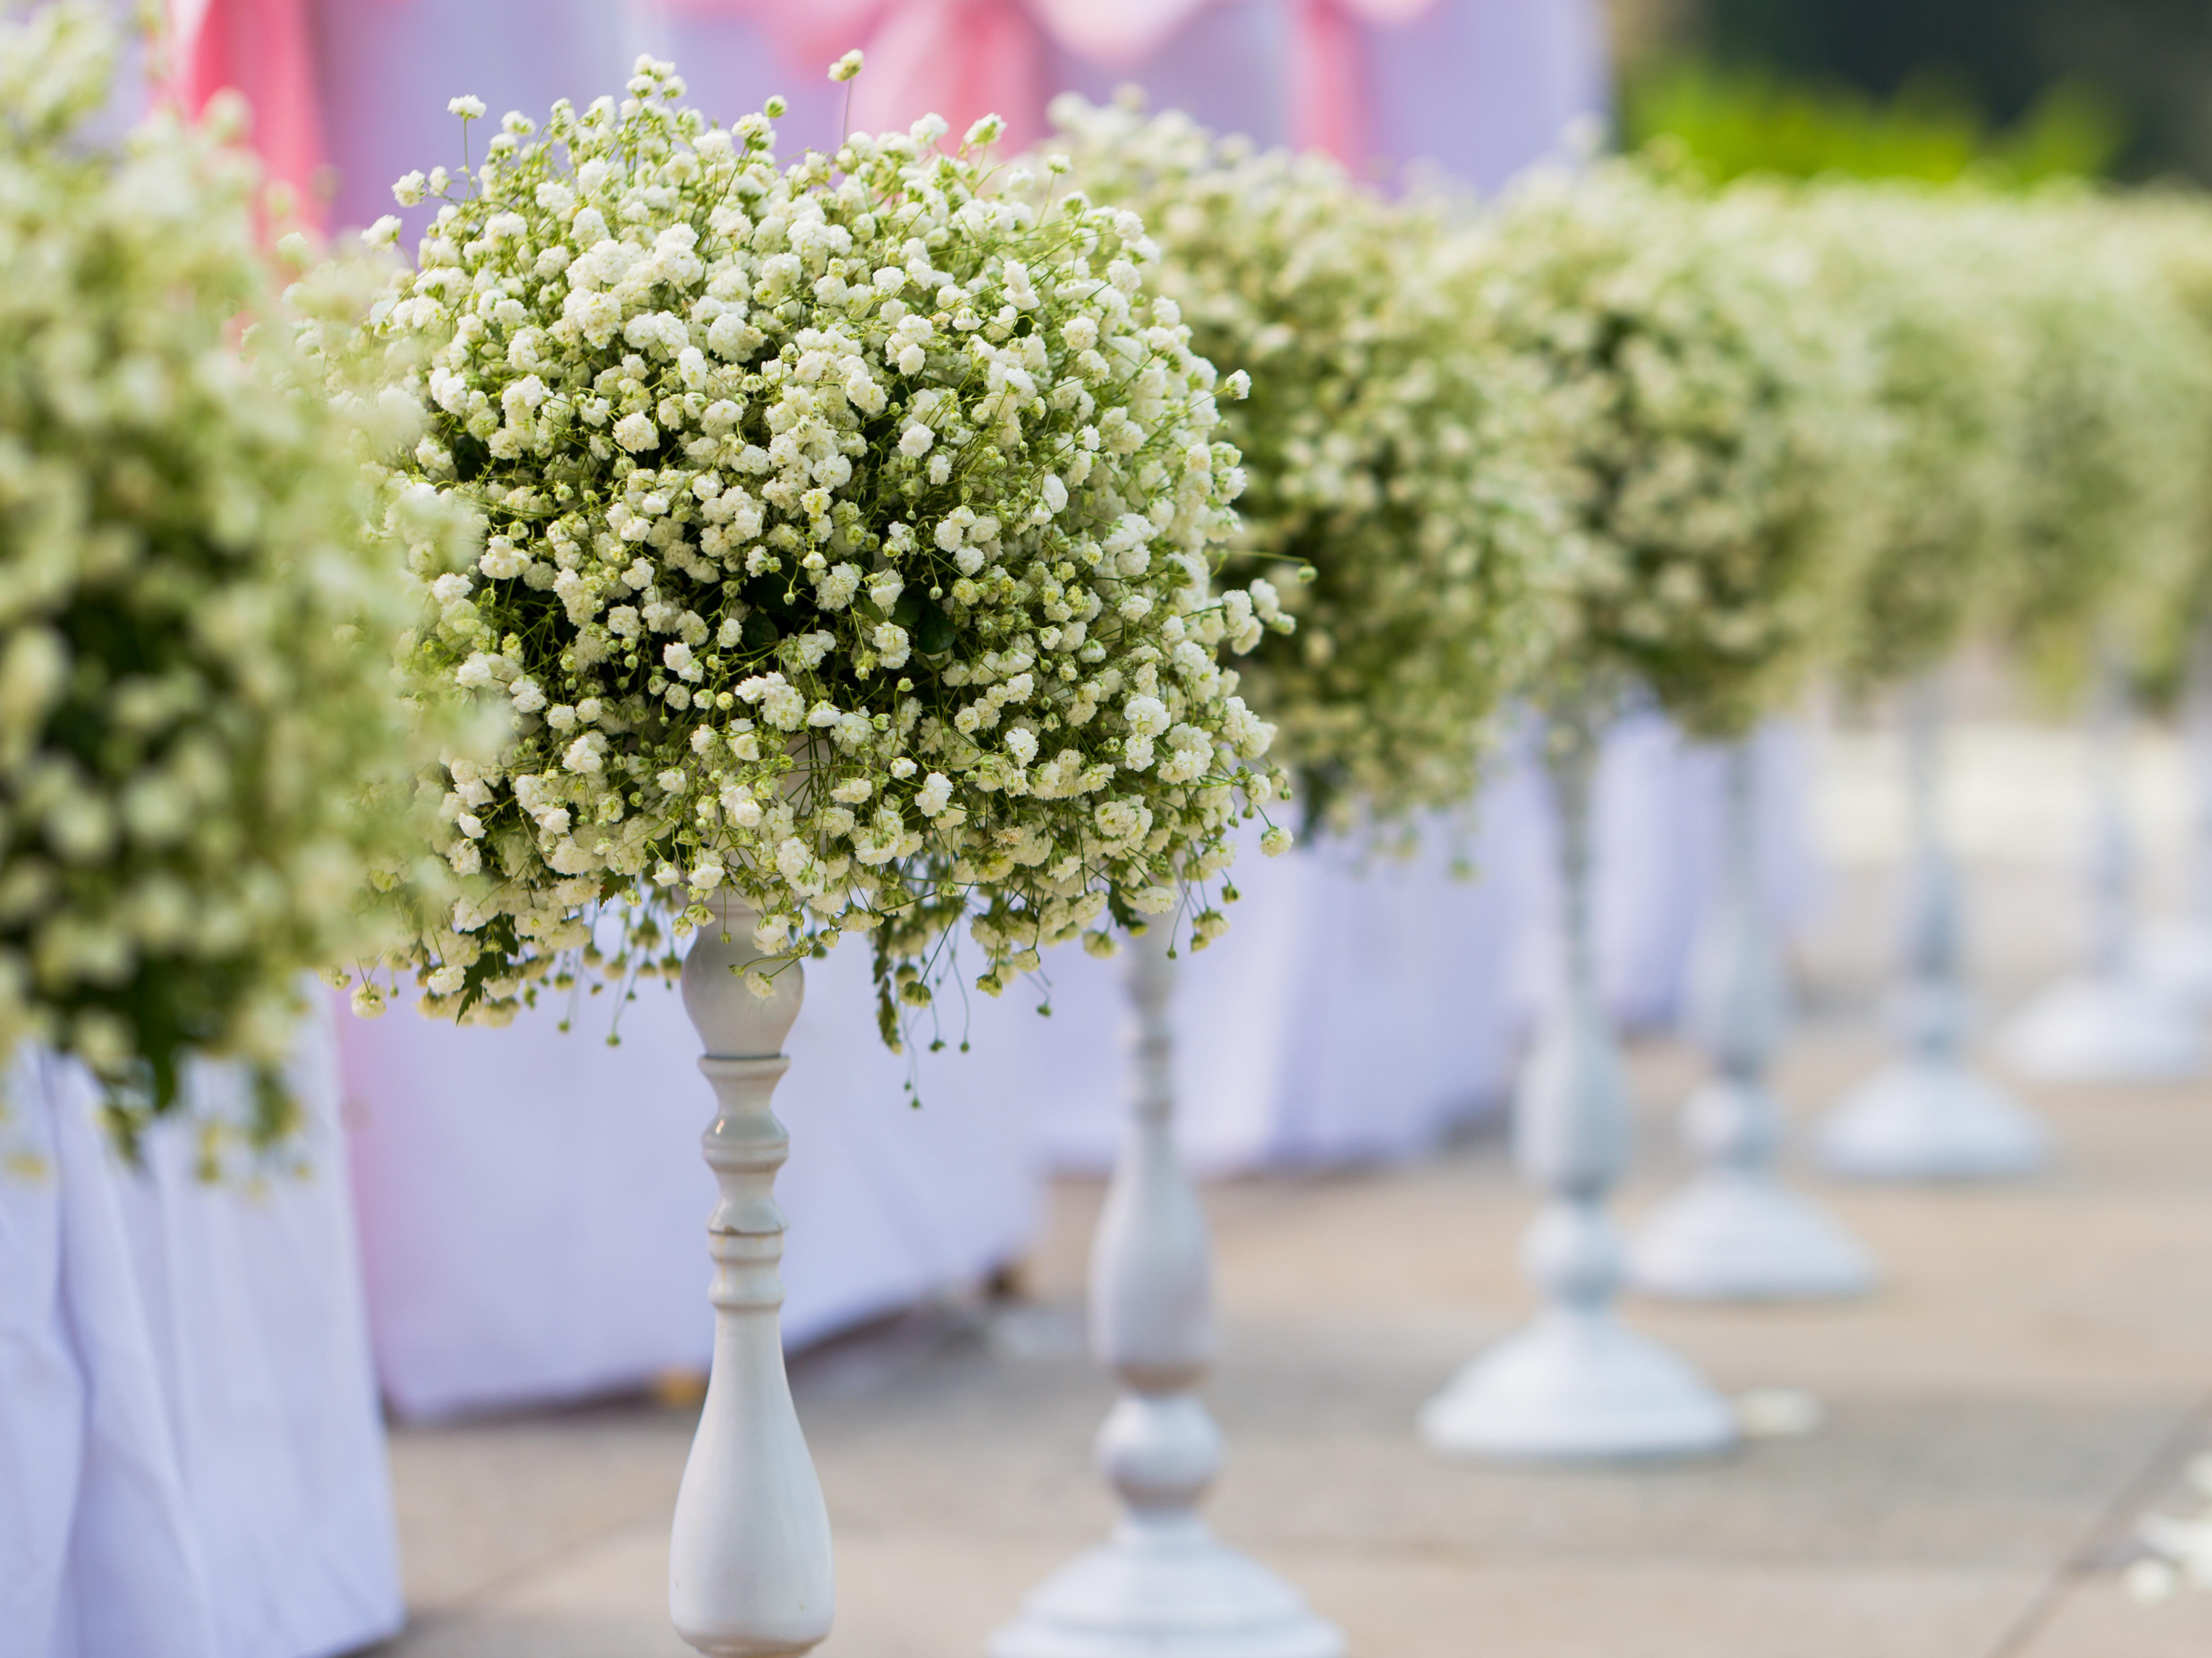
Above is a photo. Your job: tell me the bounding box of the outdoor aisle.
[351,705,2212,1658]
[365,992,2212,1657]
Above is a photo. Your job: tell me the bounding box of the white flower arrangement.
[1990,193,2212,693]
[354,59,1285,1043]
[1473,163,1883,739]
[0,4,429,1148]
[2079,195,2212,703]
[1799,184,2029,692]
[1044,96,1558,832]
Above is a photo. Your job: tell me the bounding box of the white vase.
[990,930,1343,1658]
[1998,643,2205,1082]
[1819,675,2048,1180]
[1629,739,1875,1302]
[1421,710,1736,1461]
[667,893,835,1657]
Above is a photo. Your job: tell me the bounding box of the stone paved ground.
[366,717,2212,1657]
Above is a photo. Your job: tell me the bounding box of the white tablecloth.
[1511,711,1818,1033]
[337,948,1049,1421]
[1025,813,1524,1175]
[0,1022,401,1658]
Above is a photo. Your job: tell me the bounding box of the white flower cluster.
[0,4,429,1148]
[358,61,1285,1041]
[1472,163,1883,739]
[1995,193,2212,698]
[1797,185,2029,692]
[1045,97,1558,831]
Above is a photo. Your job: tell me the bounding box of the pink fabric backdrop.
[169,0,326,226]
[673,0,1437,164]
[179,0,1603,226]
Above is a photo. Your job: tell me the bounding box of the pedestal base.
[1629,1170,1875,1302]
[1419,1309,1738,1463]
[1817,1059,2048,1181]
[2143,920,2212,1010]
[988,1518,1343,1658]
[1995,974,2204,1082]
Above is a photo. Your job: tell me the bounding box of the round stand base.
[1629,1170,1875,1302]
[989,1518,1343,1658]
[2143,921,2212,1009]
[1996,974,2204,1082]
[1418,1309,1738,1463]
[1817,1059,2047,1182]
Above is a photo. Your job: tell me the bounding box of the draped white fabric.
[1512,711,1819,1034]
[1027,814,1523,1175]
[335,809,1516,1420]
[337,960,1047,1421]
[0,1022,401,1658]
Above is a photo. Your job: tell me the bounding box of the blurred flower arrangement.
[0,2,434,1150]
[1799,186,2025,693]
[1470,162,1882,738]
[351,59,1289,1044]
[1046,95,1560,836]
[1989,196,2212,693]
[2089,197,2212,707]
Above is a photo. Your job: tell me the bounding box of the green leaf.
[915,599,956,656]
[740,610,781,653]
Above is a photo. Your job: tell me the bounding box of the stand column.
[991,930,1342,1658]
[1819,675,2048,1179]
[1421,710,1736,1461]
[1629,739,1875,1302]
[668,893,835,1657]
[1997,641,2204,1080]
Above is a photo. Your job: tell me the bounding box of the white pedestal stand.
[1997,652,2204,1082]
[991,932,1343,1658]
[668,894,835,1657]
[1819,678,2048,1180]
[1630,742,1875,1302]
[1421,715,1736,1463]
[2145,627,2212,1005]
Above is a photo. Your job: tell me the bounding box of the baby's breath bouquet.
[356,61,1285,1042]
[0,3,428,1147]
[1992,194,2212,694]
[2086,195,2212,705]
[1473,163,1882,738]
[1044,97,1557,833]
[1801,185,2027,692]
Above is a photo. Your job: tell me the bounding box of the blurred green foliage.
[1622,58,2128,183]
